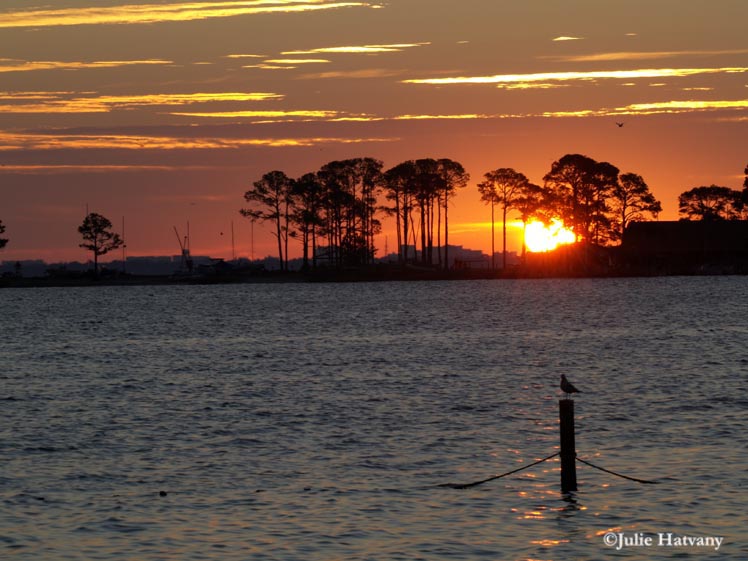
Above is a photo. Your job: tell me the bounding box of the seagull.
[615,122,624,128]
[560,374,581,398]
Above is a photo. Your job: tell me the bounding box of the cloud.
[0,130,398,151]
[544,49,748,63]
[0,91,284,113]
[168,109,511,122]
[298,68,406,79]
[0,58,172,74]
[281,42,430,54]
[0,1,376,28]
[403,67,748,87]
[538,99,748,118]
[170,109,352,120]
[553,36,583,42]
[263,58,331,64]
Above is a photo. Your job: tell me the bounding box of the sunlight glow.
[525,220,576,253]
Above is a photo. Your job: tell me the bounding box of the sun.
[525,220,576,252]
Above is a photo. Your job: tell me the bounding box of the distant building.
[622,220,748,273]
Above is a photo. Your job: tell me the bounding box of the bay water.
[1,277,746,560]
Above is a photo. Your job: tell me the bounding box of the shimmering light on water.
[1,278,746,559]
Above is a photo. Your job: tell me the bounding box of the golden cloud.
[403,67,748,87]
[0,1,375,28]
[281,43,430,54]
[0,131,398,151]
[263,58,332,64]
[539,99,748,118]
[0,91,284,113]
[0,59,172,74]
[544,49,748,63]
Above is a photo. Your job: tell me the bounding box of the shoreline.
[1,265,744,288]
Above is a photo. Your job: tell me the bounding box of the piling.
[559,398,577,492]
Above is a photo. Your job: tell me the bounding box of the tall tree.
[609,173,662,242]
[318,158,383,267]
[0,219,7,250]
[383,160,418,264]
[478,168,529,269]
[78,212,123,276]
[292,172,324,270]
[413,158,440,265]
[241,170,294,271]
[513,182,545,260]
[436,159,469,270]
[543,154,618,244]
[678,185,742,221]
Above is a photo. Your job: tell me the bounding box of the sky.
[1,0,746,263]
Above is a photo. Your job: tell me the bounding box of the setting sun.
[525,220,576,252]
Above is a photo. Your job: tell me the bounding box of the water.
[1,277,746,560]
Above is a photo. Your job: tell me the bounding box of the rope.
[576,456,659,485]
[439,452,560,489]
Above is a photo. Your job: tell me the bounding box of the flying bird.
[560,374,581,398]
[616,122,624,127]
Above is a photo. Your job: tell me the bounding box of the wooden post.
[559,398,578,492]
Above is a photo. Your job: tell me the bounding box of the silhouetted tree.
[413,158,441,265]
[436,159,469,269]
[241,170,294,271]
[383,160,418,264]
[291,172,324,270]
[513,182,546,260]
[478,168,529,269]
[317,158,383,267]
[609,173,661,242]
[78,212,123,276]
[543,154,618,244]
[0,219,7,250]
[678,185,742,221]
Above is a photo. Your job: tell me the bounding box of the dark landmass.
[3,221,748,288]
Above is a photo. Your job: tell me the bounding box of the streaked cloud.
[0,1,376,29]
[0,91,283,114]
[281,42,429,54]
[0,130,398,151]
[170,109,350,120]
[544,49,748,63]
[170,109,513,123]
[617,99,748,115]
[403,67,748,87]
[263,58,331,64]
[553,36,583,42]
[0,58,172,74]
[393,114,488,120]
[538,99,748,118]
[298,68,406,79]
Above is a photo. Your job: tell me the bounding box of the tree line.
[1,161,745,270]
[243,153,668,270]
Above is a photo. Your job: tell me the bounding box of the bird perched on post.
[560,374,581,398]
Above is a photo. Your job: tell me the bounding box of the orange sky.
[0,0,746,262]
